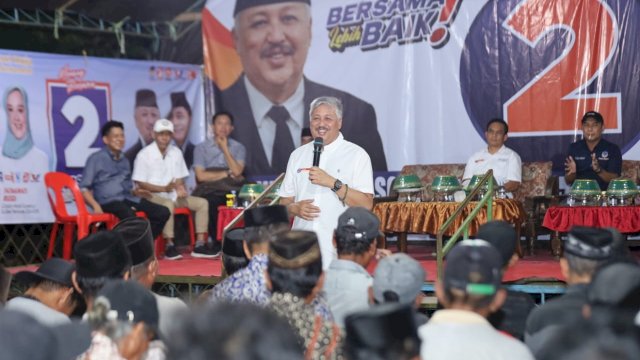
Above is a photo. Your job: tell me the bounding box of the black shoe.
[164,246,183,260]
[191,244,221,259]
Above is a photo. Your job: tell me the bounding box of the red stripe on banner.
[202,8,243,90]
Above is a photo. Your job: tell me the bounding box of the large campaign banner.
[202,0,640,190]
[0,49,205,224]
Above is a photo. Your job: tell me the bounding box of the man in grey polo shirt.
[193,111,247,253]
[323,207,380,327]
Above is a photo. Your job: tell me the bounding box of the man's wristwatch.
[331,179,343,192]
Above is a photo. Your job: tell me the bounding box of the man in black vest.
[218,0,387,176]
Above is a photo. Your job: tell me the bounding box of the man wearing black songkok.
[266,230,343,359]
[525,226,614,351]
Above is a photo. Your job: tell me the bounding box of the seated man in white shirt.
[463,119,522,197]
[133,119,213,260]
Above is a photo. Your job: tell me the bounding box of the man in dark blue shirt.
[564,111,622,190]
[80,121,169,239]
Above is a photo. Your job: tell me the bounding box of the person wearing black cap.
[168,91,195,168]
[419,240,534,360]
[209,206,334,320]
[534,262,640,360]
[80,279,164,360]
[218,0,387,176]
[525,226,614,350]
[209,205,289,304]
[0,310,92,360]
[80,120,171,241]
[323,207,379,327]
[71,230,132,310]
[114,217,188,338]
[478,220,536,340]
[266,230,343,359]
[221,228,250,275]
[6,258,80,326]
[565,111,622,190]
[125,88,161,165]
[192,111,247,252]
[345,303,421,360]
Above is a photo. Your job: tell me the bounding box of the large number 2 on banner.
[48,82,111,174]
[503,0,620,136]
[62,96,101,167]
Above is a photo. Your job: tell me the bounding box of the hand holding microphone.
[313,137,323,167]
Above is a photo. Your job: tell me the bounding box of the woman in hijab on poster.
[1,86,49,171]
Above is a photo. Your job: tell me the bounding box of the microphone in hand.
[312,137,323,167]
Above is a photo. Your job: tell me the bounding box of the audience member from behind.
[478,220,535,339]
[0,264,10,306]
[72,231,132,310]
[583,262,640,328]
[221,228,250,276]
[168,302,303,360]
[373,253,428,326]
[525,226,613,349]
[80,279,164,360]
[267,231,343,359]
[420,240,534,360]
[209,205,289,305]
[535,263,640,360]
[345,303,421,360]
[6,258,80,325]
[114,217,188,338]
[0,310,91,360]
[323,207,380,327]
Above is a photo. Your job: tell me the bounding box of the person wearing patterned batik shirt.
[209,206,333,321]
[267,231,343,360]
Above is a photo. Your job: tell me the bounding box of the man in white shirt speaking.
[132,119,214,260]
[279,96,374,269]
[463,118,522,197]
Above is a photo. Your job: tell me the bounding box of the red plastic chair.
[134,208,196,257]
[44,172,118,259]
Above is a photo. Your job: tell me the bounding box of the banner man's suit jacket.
[218,76,388,176]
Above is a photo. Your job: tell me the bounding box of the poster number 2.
[61,95,101,168]
[503,0,620,135]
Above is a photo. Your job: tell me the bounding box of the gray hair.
[309,96,343,120]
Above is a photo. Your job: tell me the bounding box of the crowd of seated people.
[2,203,639,359]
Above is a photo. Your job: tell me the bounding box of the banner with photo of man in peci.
[202,0,640,191]
[0,49,205,224]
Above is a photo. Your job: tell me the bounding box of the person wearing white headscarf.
[0,86,50,222]
[2,86,48,165]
